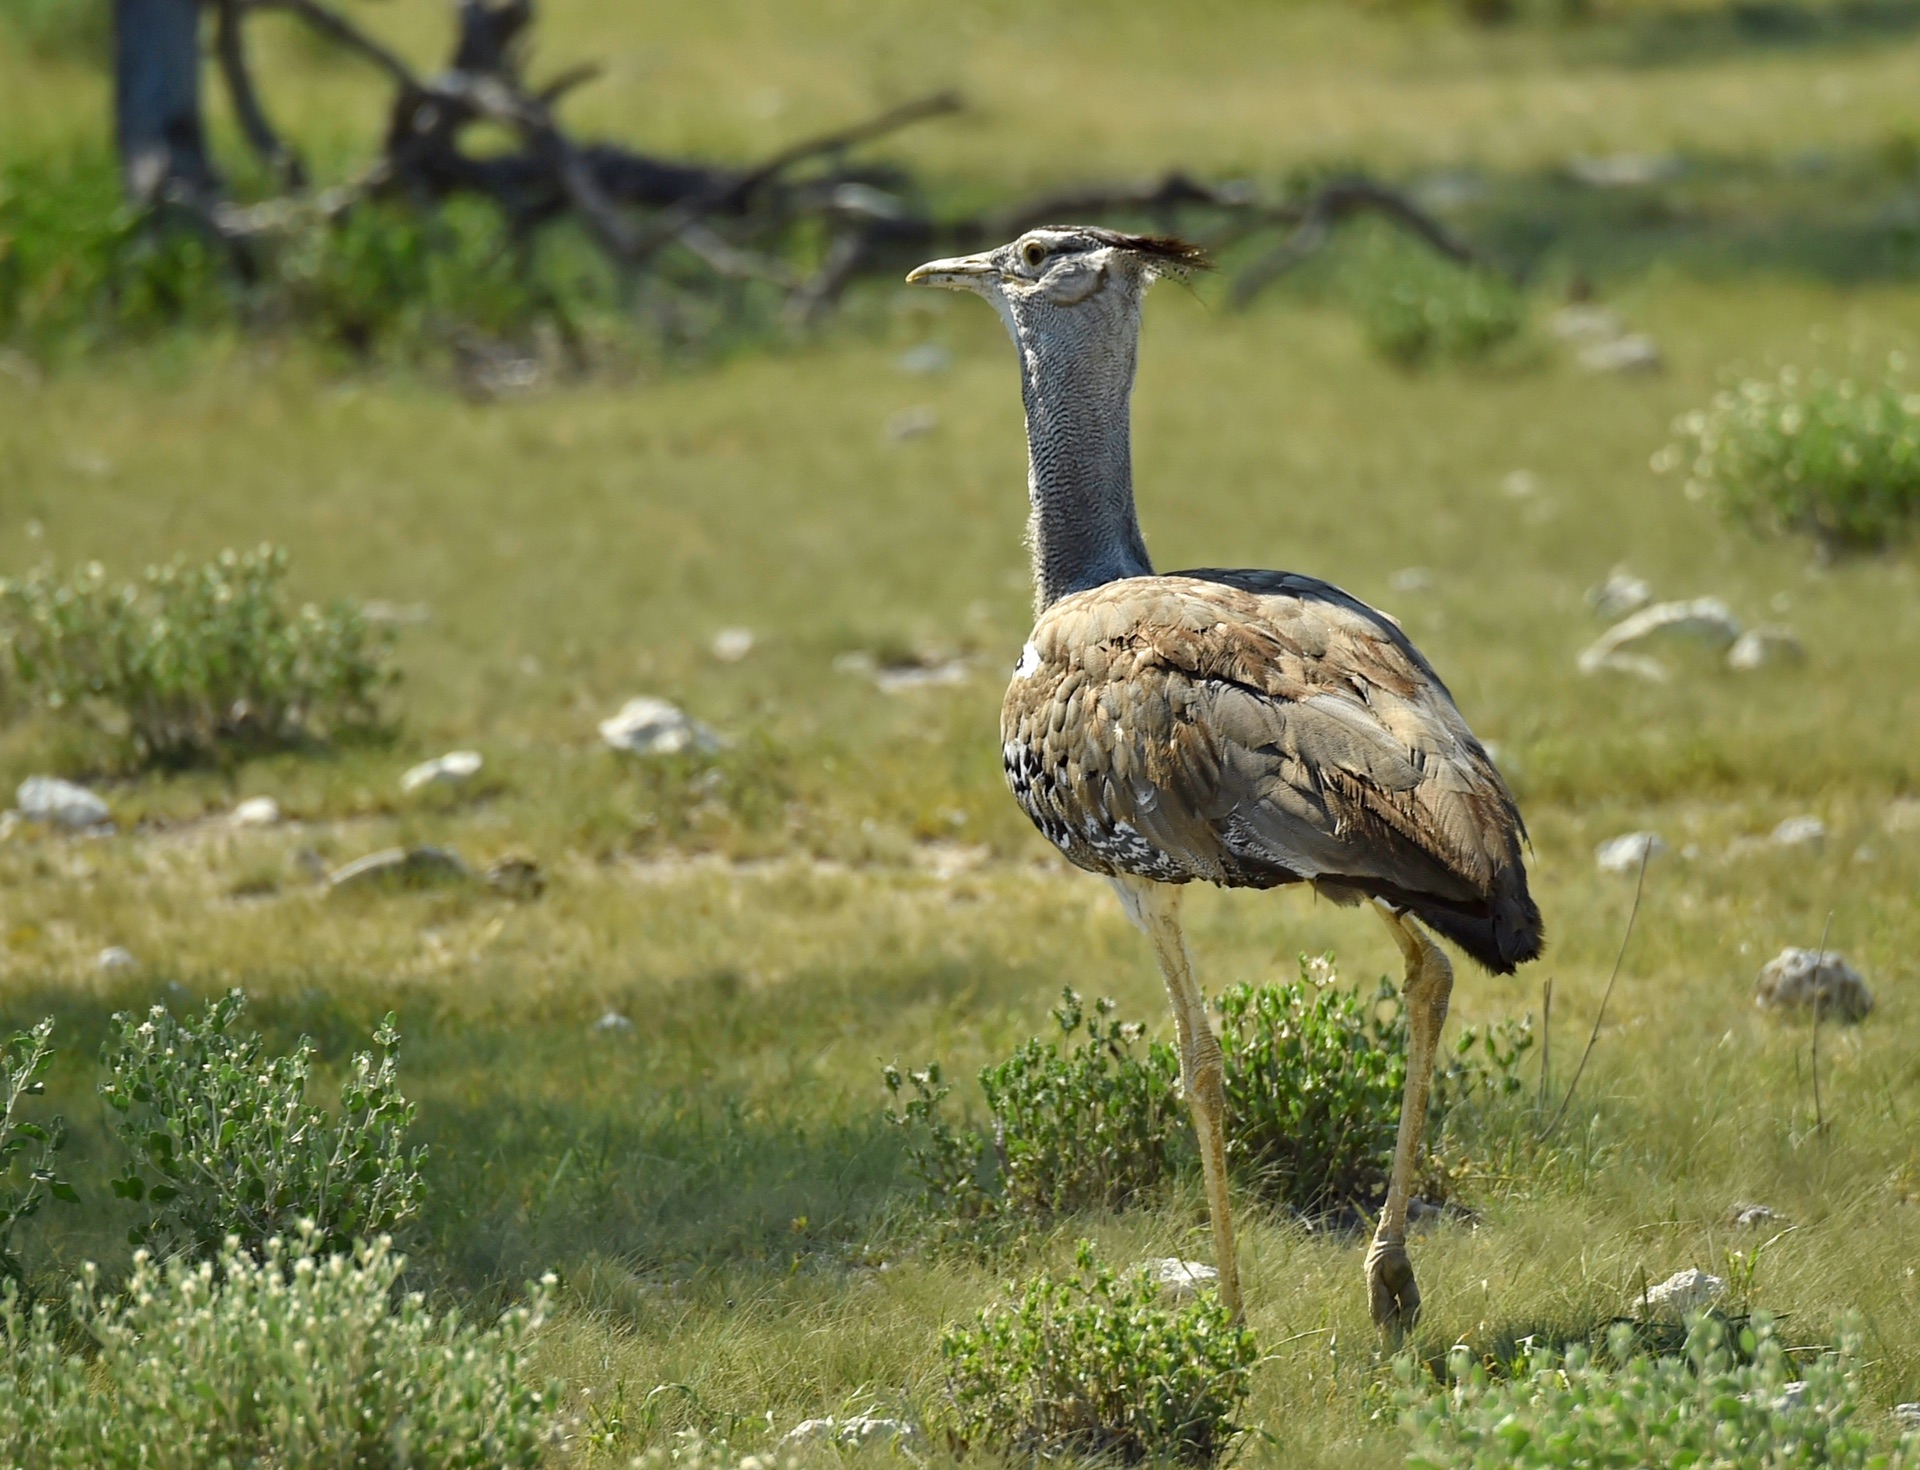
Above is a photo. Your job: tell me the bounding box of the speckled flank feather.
[1002,571,1543,973]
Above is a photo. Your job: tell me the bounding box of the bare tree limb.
[1228,178,1479,309]
[247,0,423,93]
[214,0,306,189]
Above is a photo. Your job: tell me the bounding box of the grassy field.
[5,0,1920,1463]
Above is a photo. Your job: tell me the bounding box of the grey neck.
[1012,296,1153,611]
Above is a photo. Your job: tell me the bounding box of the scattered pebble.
[1567,153,1683,188]
[711,627,755,662]
[400,750,483,793]
[1578,598,1740,681]
[1727,625,1805,671]
[779,1416,919,1451]
[1886,797,1920,834]
[1550,304,1627,342]
[895,343,953,376]
[912,841,992,880]
[1769,815,1826,848]
[885,405,939,441]
[1500,469,1540,499]
[592,1011,634,1033]
[360,600,433,626]
[1636,1267,1726,1318]
[1895,1403,1920,1431]
[229,796,282,827]
[1595,830,1666,874]
[327,845,472,891]
[1388,566,1434,594]
[1578,334,1664,374]
[835,650,970,693]
[1141,1258,1219,1302]
[484,854,545,899]
[599,697,724,755]
[1728,1202,1780,1229]
[15,776,112,832]
[1586,565,1652,620]
[1754,947,1873,1022]
[97,946,136,974]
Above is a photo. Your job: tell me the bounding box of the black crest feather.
[1039,226,1212,272]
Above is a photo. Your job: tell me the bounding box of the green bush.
[1662,360,1920,551]
[1398,1312,1917,1470]
[940,1240,1257,1465]
[0,1021,76,1287]
[888,966,1531,1227]
[1340,227,1528,368]
[100,990,425,1260]
[0,1228,558,1468]
[0,545,395,767]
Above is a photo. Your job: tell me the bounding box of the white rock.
[1729,1202,1780,1228]
[360,600,433,626]
[16,776,111,831]
[400,750,483,793]
[1568,153,1683,188]
[780,1416,919,1450]
[592,1011,634,1033]
[230,796,282,827]
[895,343,953,376]
[711,627,755,662]
[1578,597,1741,680]
[1770,816,1826,848]
[885,405,939,441]
[837,651,970,693]
[1637,1267,1726,1318]
[1895,1403,1920,1430]
[1587,566,1653,620]
[97,946,136,974]
[598,697,723,756]
[1887,797,1920,833]
[1142,1257,1219,1301]
[1501,469,1540,498]
[1754,947,1872,1022]
[1551,304,1627,342]
[1596,831,1666,874]
[1728,625,1805,671]
[1389,567,1434,594]
[1579,334,1663,374]
[327,845,471,891]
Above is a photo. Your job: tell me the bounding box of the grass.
[4,0,1920,1464]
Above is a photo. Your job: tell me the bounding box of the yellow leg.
[1110,875,1243,1322]
[1367,905,1454,1340]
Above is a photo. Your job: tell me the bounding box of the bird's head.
[906,226,1207,342]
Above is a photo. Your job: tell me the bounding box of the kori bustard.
[907,227,1542,1332]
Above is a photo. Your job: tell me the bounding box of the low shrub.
[0,1228,558,1469]
[1340,226,1528,368]
[1662,359,1920,551]
[0,1020,76,1287]
[100,990,425,1260]
[1398,1312,1916,1470]
[888,965,1531,1227]
[0,545,394,767]
[940,1240,1257,1465]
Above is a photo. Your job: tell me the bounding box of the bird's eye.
[1022,241,1048,269]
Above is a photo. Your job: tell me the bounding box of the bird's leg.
[1367,905,1454,1342]
[1110,875,1243,1322]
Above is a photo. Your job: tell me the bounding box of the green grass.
[5,0,1920,1464]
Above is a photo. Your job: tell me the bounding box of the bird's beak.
[906,252,997,290]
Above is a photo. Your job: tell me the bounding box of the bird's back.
[1001,570,1543,973]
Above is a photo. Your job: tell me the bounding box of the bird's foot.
[1365,1235,1420,1341]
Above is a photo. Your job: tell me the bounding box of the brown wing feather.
[1002,572,1541,968]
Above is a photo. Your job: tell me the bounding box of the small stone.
[97,946,136,974]
[1551,304,1627,342]
[1728,1202,1780,1228]
[895,343,953,376]
[1887,797,1920,834]
[711,627,755,662]
[230,796,282,827]
[1567,152,1683,188]
[885,405,939,441]
[1578,598,1740,680]
[1754,947,1872,1022]
[484,854,545,899]
[598,697,723,756]
[327,845,471,891]
[780,1416,919,1450]
[1579,334,1663,374]
[16,777,112,832]
[360,600,433,626]
[1637,1267,1726,1318]
[592,1011,634,1033]
[838,650,971,693]
[1587,566,1653,620]
[1728,625,1805,671]
[400,750,483,793]
[1389,566,1434,594]
[1894,1403,1920,1431]
[1596,831,1666,874]
[1501,469,1540,498]
[1142,1257,1219,1301]
[1770,816,1826,848]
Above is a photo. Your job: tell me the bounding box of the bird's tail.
[1409,873,1544,976]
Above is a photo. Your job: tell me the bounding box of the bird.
[906,226,1542,1334]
